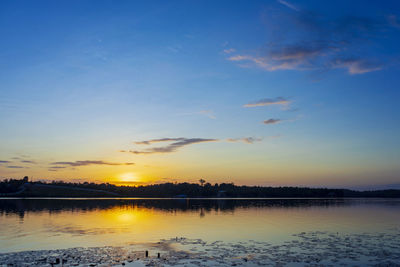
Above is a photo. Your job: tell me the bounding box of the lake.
[1,198,399,254]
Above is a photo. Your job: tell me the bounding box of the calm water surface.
[0,198,399,253]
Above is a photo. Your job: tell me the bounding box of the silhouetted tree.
[1,177,400,198]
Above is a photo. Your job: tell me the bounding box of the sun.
[119,172,140,182]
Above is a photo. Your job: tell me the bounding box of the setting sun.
[119,172,140,182]
[119,172,139,182]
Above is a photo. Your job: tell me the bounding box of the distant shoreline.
[1,178,400,198]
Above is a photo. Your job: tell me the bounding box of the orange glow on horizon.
[119,172,140,182]
[106,172,154,187]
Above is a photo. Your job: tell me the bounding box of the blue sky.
[0,0,399,189]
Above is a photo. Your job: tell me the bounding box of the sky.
[0,0,400,189]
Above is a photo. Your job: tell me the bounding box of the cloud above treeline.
[48,166,67,172]
[243,97,290,108]
[123,138,219,154]
[243,97,293,126]
[21,160,36,164]
[226,1,394,75]
[134,138,190,145]
[51,160,134,167]
[122,135,275,155]
[0,158,37,169]
[6,166,24,169]
[226,137,263,144]
[263,119,282,125]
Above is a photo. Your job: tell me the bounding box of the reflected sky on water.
[1,198,400,252]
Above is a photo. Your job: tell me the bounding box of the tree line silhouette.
[1,177,400,198]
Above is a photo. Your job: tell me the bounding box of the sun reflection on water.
[1,199,400,253]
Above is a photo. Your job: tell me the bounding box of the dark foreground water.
[0,198,399,253]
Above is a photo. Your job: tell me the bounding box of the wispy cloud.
[223,48,236,54]
[6,166,24,169]
[48,166,67,172]
[227,7,388,75]
[229,53,309,71]
[198,110,216,119]
[0,160,11,164]
[332,58,383,74]
[243,97,290,108]
[51,160,134,167]
[124,138,219,155]
[178,110,217,120]
[277,0,299,11]
[21,160,36,164]
[124,135,283,155]
[263,119,282,125]
[227,137,263,144]
[134,138,186,145]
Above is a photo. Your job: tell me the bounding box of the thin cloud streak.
[21,160,36,164]
[223,48,236,54]
[48,166,67,172]
[177,110,217,120]
[134,138,186,145]
[332,58,383,74]
[125,138,219,155]
[227,137,263,144]
[263,119,282,125]
[51,160,134,167]
[244,97,290,108]
[277,0,299,12]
